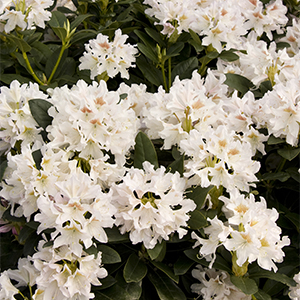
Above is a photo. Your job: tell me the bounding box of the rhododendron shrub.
[0,0,299,299]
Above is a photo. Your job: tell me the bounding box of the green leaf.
[147,240,166,261]
[134,132,159,170]
[105,226,130,243]
[123,253,148,283]
[134,30,156,50]
[137,43,159,63]
[136,56,162,86]
[188,209,207,230]
[48,10,68,28]
[267,135,285,145]
[249,269,297,287]
[70,14,93,30]
[94,284,132,300]
[0,158,7,181]
[286,167,300,183]
[166,42,184,58]
[69,29,97,45]
[186,185,213,208]
[18,224,36,244]
[45,47,68,79]
[0,74,31,85]
[115,272,142,300]
[167,154,184,175]
[230,275,258,295]
[224,73,254,96]
[261,172,290,182]
[188,29,203,53]
[183,248,202,263]
[171,57,198,81]
[174,255,195,276]
[145,28,166,47]
[254,289,272,300]
[32,149,42,170]
[219,50,239,62]
[29,99,53,130]
[151,261,179,283]
[148,270,186,300]
[93,275,117,290]
[277,147,300,161]
[285,212,300,232]
[97,245,121,264]
[5,34,31,52]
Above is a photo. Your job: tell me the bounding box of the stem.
[47,44,67,84]
[22,52,44,85]
[161,63,168,92]
[168,57,172,89]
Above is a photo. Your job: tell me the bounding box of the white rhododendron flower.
[32,241,107,300]
[0,0,53,33]
[0,271,19,300]
[193,190,290,272]
[47,79,139,166]
[191,265,251,300]
[0,80,48,155]
[79,29,138,79]
[111,161,196,249]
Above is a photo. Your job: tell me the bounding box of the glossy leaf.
[151,261,179,283]
[134,132,159,170]
[29,99,53,130]
[147,240,166,261]
[224,73,254,96]
[277,147,300,161]
[148,270,186,300]
[97,245,121,264]
[123,253,148,283]
[171,57,198,81]
[230,275,258,295]
[174,255,195,276]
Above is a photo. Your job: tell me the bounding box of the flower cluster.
[143,0,287,51]
[79,29,138,80]
[0,0,53,33]
[192,190,290,272]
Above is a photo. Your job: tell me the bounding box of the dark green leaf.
[123,253,148,283]
[254,289,272,300]
[151,261,179,283]
[45,47,68,79]
[219,50,239,62]
[147,240,166,261]
[285,212,300,232]
[115,272,142,300]
[105,226,130,243]
[249,269,296,287]
[224,73,254,96]
[230,275,258,295]
[183,248,202,263]
[0,158,7,181]
[166,42,184,58]
[267,135,285,145]
[94,284,132,300]
[188,29,202,46]
[261,172,290,182]
[48,10,68,28]
[70,14,93,30]
[32,149,42,170]
[286,167,300,182]
[136,56,162,86]
[188,209,207,230]
[97,245,121,264]
[277,147,300,161]
[0,74,31,85]
[259,80,273,95]
[69,30,97,45]
[174,255,195,276]
[93,275,117,290]
[18,225,36,244]
[186,185,213,208]
[167,154,184,175]
[276,42,290,50]
[5,34,31,52]
[134,132,159,170]
[145,28,166,47]
[134,30,156,50]
[148,269,186,300]
[171,57,198,81]
[29,99,53,130]
[137,43,159,63]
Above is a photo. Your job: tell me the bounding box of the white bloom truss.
[79,29,138,79]
[111,161,196,249]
